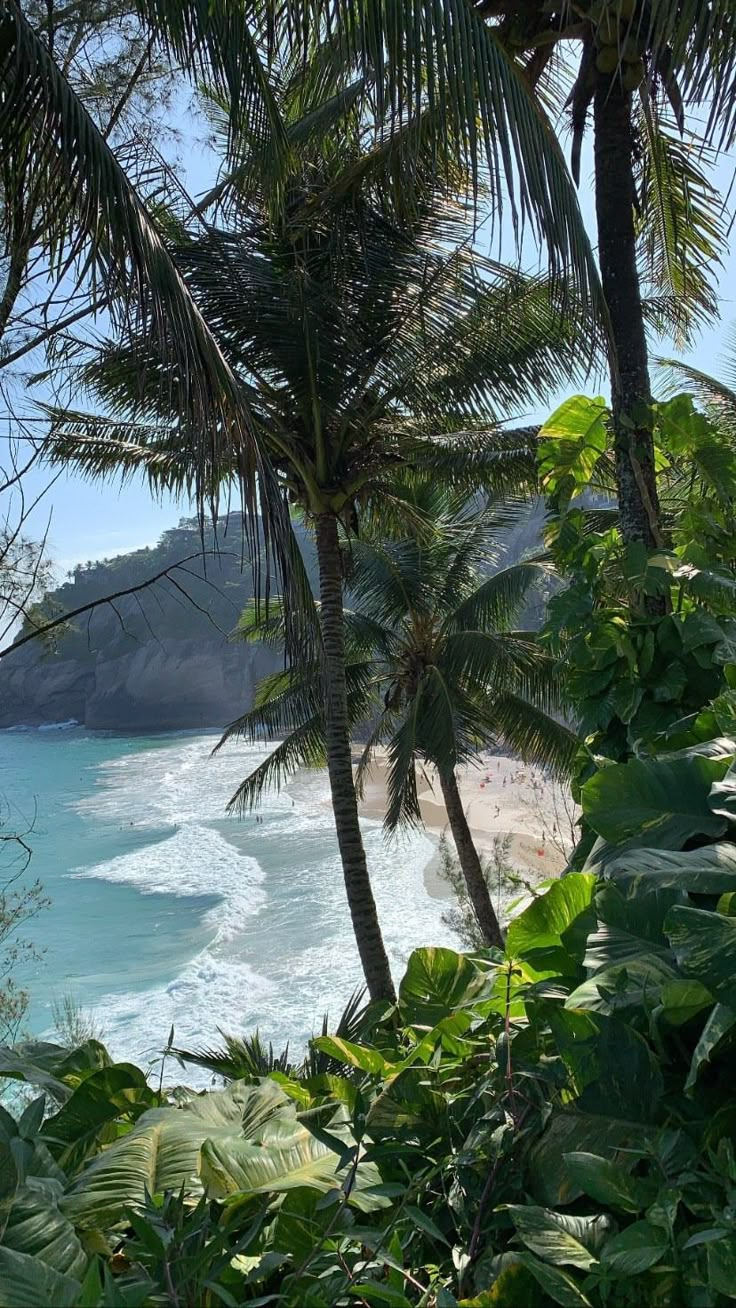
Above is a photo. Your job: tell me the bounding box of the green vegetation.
[3,718,736,1306]
[6,2,736,1303]
[42,51,590,1002]
[19,517,277,659]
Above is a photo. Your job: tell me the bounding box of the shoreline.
[355,749,575,902]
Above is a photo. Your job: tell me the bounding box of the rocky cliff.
[0,517,306,731]
[0,501,550,731]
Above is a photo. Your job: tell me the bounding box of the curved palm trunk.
[314,513,396,1002]
[437,767,504,951]
[593,77,662,553]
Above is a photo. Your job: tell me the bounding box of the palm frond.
[218,664,322,749]
[346,537,435,628]
[233,597,295,650]
[489,692,580,778]
[644,0,736,150]
[656,358,736,439]
[226,718,327,815]
[273,0,602,306]
[409,428,540,498]
[305,986,368,1077]
[171,1030,293,1081]
[440,629,555,703]
[383,689,425,833]
[135,0,291,174]
[636,97,726,346]
[446,562,547,635]
[196,76,365,218]
[0,5,279,537]
[353,715,392,804]
[221,657,377,813]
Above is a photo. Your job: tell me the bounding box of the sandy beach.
[356,749,578,903]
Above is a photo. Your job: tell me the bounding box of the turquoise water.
[0,726,453,1071]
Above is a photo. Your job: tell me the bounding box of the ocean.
[0,726,455,1073]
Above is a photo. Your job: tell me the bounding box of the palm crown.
[47,136,589,522]
[225,489,578,830]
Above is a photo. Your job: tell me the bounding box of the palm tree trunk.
[593,76,662,553]
[437,767,504,951]
[314,512,396,1002]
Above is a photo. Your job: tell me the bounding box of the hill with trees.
[0,516,310,730]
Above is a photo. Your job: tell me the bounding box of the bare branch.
[0,551,240,659]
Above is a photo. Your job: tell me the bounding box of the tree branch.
[0,295,111,372]
[0,551,238,659]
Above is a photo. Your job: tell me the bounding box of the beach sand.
[356,750,577,903]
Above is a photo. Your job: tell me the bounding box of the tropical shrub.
[540,388,736,870]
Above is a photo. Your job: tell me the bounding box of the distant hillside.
[0,517,314,731]
[0,502,550,731]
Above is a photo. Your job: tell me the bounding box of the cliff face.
[1,636,278,730]
[0,517,299,731]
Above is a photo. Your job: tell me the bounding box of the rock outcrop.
[0,517,299,731]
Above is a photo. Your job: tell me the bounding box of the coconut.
[622,34,645,62]
[622,60,645,91]
[596,13,621,45]
[596,46,620,75]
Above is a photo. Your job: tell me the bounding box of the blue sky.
[13,111,736,580]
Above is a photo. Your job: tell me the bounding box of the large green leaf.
[309,1038,391,1077]
[538,396,609,498]
[709,762,736,819]
[529,1113,653,1206]
[602,843,736,896]
[513,1252,592,1306]
[365,1068,448,1142]
[0,1247,81,1308]
[507,1206,608,1269]
[566,957,677,1015]
[0,1042,110,1103]
[600,1221,668,1276]
[685,1003,736,1091]
[397,948,482,1027]
[659,978,715,1026]
[201,1115,386,1212]
[2,1180,87,1282]
[582,755,730,849]
[63,1077,293,1226]
[708,1235,736,1299]
[42,1064,157,1173]
[574,1019,663,1124]
[562,1153,653,1215]
[583,884,678,970]
[506,874,597,966]
[665,906,736,1008]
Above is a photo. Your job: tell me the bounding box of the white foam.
[38,719,79,731]
[70,825,266,933]
[65,732,459,1072]
[96,953,277,1082]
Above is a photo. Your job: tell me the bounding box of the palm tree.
[43,60,592,996]
[225,490,579,951]
[221,0,728,551]
[9,2,733,552]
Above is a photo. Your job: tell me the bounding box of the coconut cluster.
[589,0,645,92]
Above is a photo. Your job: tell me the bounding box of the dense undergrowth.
[2,699,736,1306]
